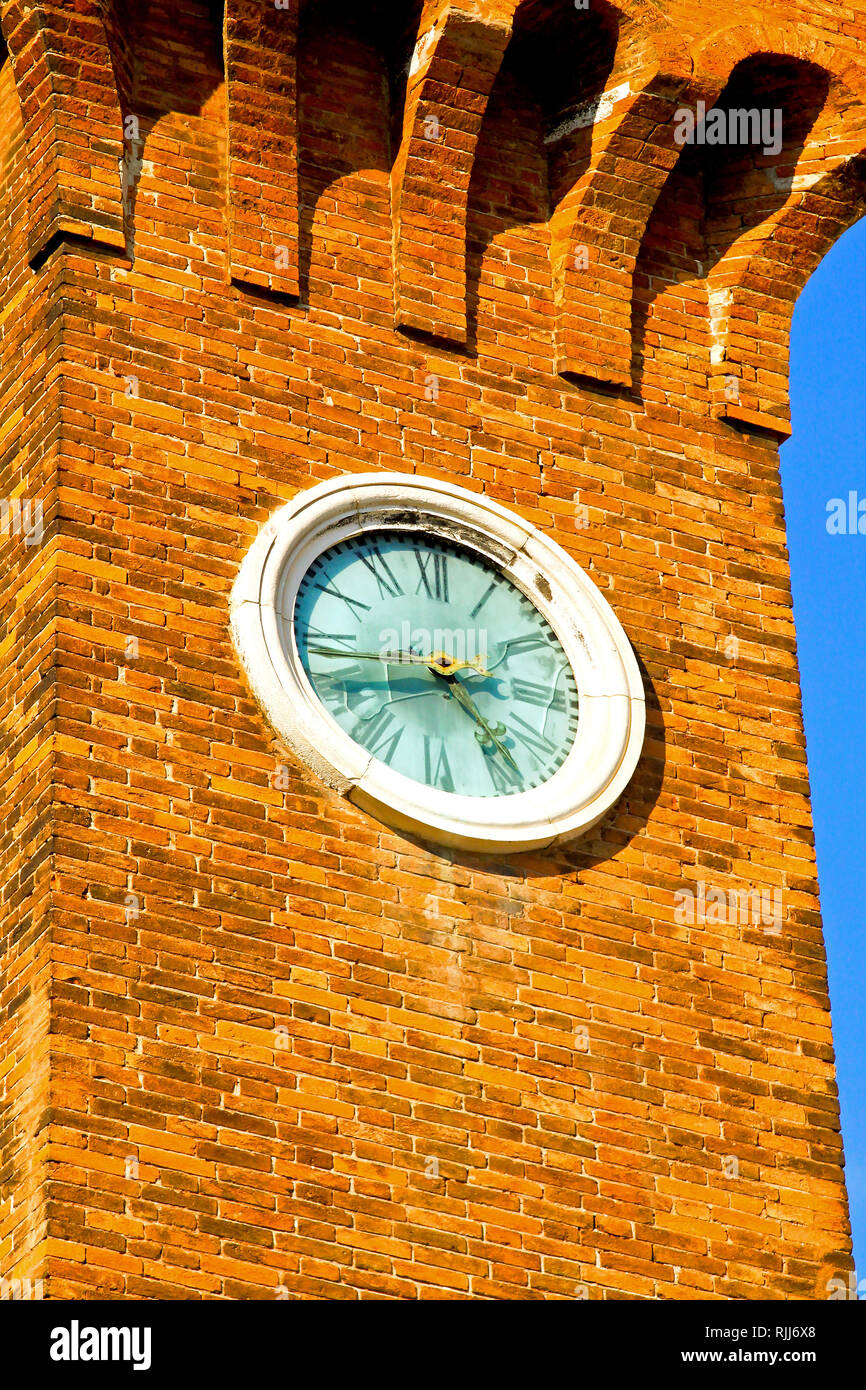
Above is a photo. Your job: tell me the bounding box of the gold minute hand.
[306,645,491,676]
[445,673,520,774]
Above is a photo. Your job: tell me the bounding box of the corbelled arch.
[543,0,694,386]
[297,0,415,313]
[224,0,301,298]
[392,0,692,352]
[695,22,865,94]
[694,25,866,435]
[391,2,513,345]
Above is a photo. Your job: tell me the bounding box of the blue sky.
[781,214,866,1285]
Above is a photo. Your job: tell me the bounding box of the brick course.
[0,0,861,1299]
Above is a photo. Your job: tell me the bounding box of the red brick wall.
[1,0,862,1298]
[0,45,59,1292]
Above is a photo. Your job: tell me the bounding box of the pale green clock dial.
[294,531,579,798]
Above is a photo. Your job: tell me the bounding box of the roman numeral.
[357,545,403,599]
[511,677,567,712]
[423,736,455,792]
[313,580,370,619]
[353,706,403,762]
[470,579,497,618]
[314,666,366,708]
[502,633,548,656]
[414,548,449,601]
[483,750,524,795]
[301,623,356,649]
[508,711,558,763]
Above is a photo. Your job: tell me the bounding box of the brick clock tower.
[1,0,863,1302]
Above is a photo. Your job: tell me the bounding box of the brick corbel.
[708,155,866,439]
[696,27,866,437]
[1,0,127,265]
[224,0,301,299]
[392,5,512,346]
[549,23,694,388]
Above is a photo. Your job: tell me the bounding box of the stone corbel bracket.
[391,3,513,346]
[549,17,695,389]
[224,0,301,299]
[2,0,127,266]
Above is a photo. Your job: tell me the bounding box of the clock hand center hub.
[428,650,457,675]
[426,650,491,677]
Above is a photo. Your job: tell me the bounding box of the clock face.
[293,530,580,798]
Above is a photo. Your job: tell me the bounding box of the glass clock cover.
[294,531,579,798]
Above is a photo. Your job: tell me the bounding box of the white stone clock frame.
[230,473,646,853]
